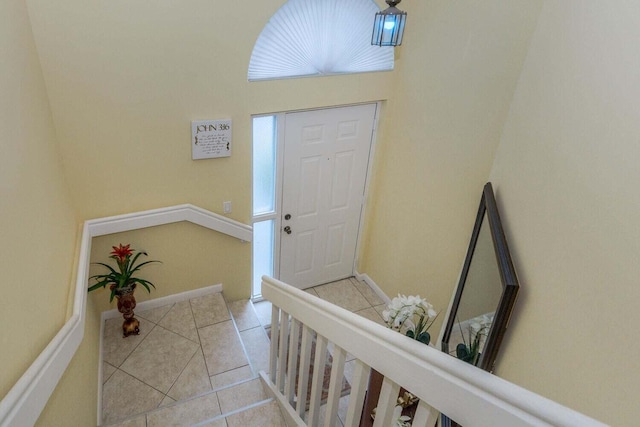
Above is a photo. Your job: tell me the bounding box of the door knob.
[283,226,292,234]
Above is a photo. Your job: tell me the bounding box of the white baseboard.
[100,283,223,320]
[353,271,391,304]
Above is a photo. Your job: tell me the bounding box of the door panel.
[280,104,376,288]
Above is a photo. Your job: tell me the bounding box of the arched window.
[248,0,394,81]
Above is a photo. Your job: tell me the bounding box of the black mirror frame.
[441,182,520,373]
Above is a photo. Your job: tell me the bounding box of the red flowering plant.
[88,244,161,302]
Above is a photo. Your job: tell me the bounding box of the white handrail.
[0,205,251,427]
[261,276,607,427]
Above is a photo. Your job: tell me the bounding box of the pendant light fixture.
[371,0,407,46]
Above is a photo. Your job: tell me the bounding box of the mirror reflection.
[439,183,520,427]
[446,214,502,364]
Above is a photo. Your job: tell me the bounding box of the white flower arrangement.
[382,294,438,345]
[456,313,494,364]
[393,405,412,427]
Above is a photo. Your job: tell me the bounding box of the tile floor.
[101,277,387,427]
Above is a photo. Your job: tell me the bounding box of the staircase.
[103,378,285,427]
[99,277,383,427]
[261,276,608,427]
[99,288,287,427]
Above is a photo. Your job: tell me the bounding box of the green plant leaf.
[456,343,470,361]
[129,260,161,275]
[417,331,431,345]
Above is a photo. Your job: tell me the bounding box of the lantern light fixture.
[371,0,407,47]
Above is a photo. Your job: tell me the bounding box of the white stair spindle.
[343,359,370,427]
[286,318,301,405]
[307,334,328,427]
[412,399,439,427]
[296,325,313,419]
[323,344,346,427]
[372,376,401,427]
[277,309,290,392]
[269,304,280,384]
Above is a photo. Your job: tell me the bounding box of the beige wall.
[488,2,640,425]
[89,222,251,308]
[35,297,101,426]
[0,0,79,402]
[20,0,393,424]
[8,0,638,425]
[25,0,395,224]
[360,0,543,335]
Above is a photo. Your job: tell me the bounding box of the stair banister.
[0,204,251,427]
[261,275,606,427]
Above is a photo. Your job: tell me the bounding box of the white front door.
[279,104,377,289]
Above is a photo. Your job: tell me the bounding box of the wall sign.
[191,119,232,160]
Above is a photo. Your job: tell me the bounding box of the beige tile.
[103,362,117,384]
[167,350,212,401]
[159,394,176,408]
[210,365,254,390]
[217,378,268,413]
[107,414,147,427]
[146,392,221,427]
[199,418,228,427]
[373,304,386,318]
[225,400,286,427]
[159,300,199,342]
[227,299,261,331]
[306,404,343,427]
[304,288,319,297]
[102,369,165,424]
[239,326,271,375]
[355,307,386,326]
[120,326,199,393]
[102,317,153,367]
[313,279,371,312]
[200,320,249,376]
[350,277,385,306]
[338,395,350,426]
[191,293,230,328]
[342,359,356,385]
[252,300,273,328]
[137,304,173,323]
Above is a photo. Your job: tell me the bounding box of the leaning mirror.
[440,182,520,426]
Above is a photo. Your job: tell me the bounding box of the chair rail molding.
[0,204,252,427]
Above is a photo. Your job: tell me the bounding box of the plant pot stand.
[111,284,140,337]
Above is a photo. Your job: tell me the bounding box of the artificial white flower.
[392,405,412,427]
[383,294,438,345]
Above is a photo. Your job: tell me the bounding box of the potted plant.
[455,313,493,365]
[88,244,161,337]
[362,295,439,427]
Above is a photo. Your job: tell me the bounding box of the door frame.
[252,101,381,295]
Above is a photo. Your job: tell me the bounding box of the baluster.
[323,344,346,427]
[412,399,439,427]
[285,318,301,405]
[269,305,280,384]
[343,359,370,427]
[372,376,401,427]
[307,334,328,426]
[277,309,290,392]
[297,325,313,419]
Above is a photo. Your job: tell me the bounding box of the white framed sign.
[191,119,232,160]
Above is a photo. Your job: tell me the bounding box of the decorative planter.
[111,284,140,337]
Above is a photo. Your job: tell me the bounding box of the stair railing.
[260,276,606,427]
